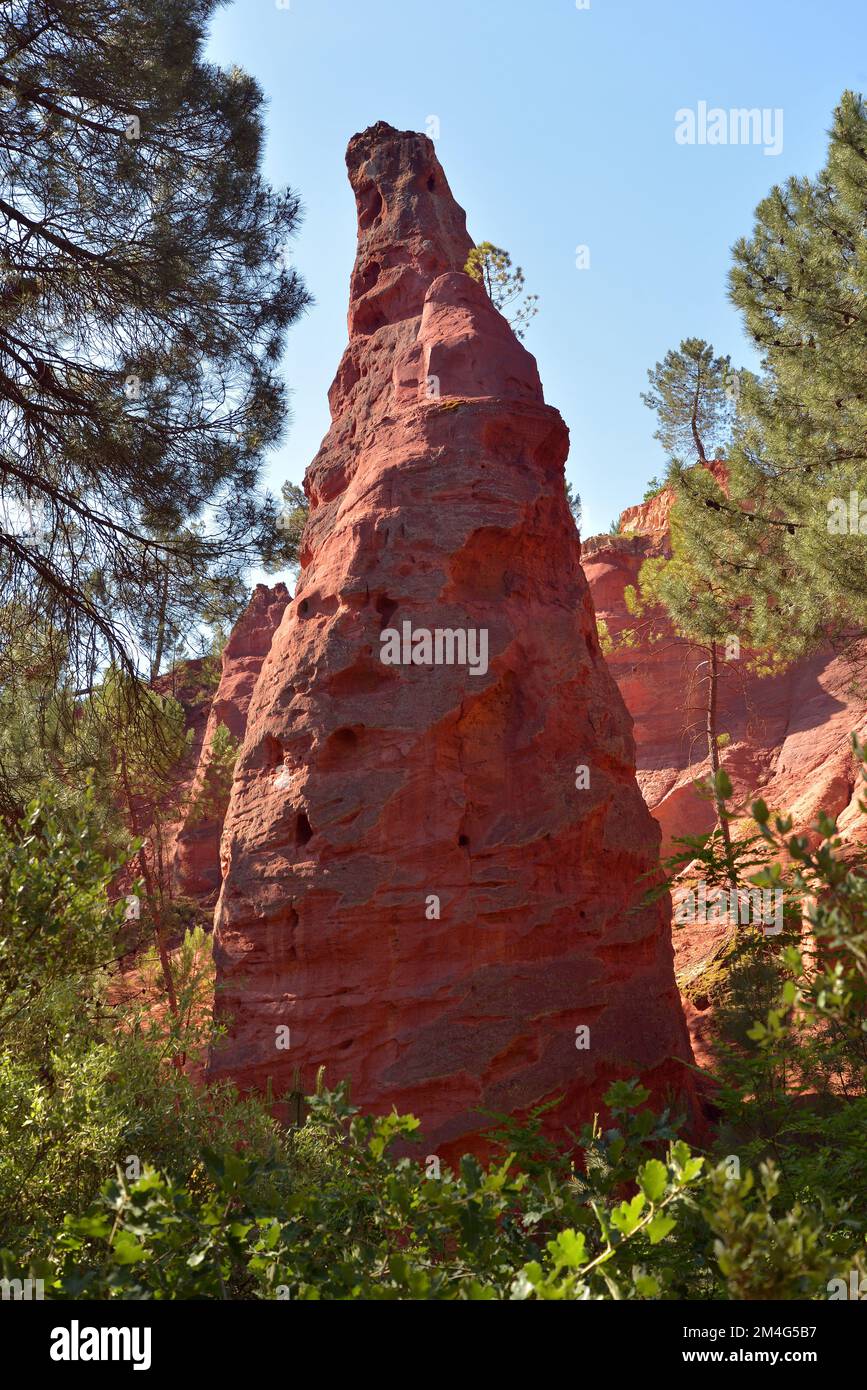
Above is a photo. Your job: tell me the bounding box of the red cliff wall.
[584,482,867,854]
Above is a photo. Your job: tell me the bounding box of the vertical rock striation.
[210,124,695,1153]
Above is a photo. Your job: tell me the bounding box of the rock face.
[585,479,867,1070]
[584,479,867,854]
[210,123,696,1154]
[173,584,290,903]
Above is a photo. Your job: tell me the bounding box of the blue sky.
[207,0,867,543]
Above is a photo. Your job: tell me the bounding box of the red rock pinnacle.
[210,124,696,1154]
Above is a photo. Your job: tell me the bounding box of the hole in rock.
[427,174,436,192]
[326,660,397,697]
[358,185,383,230]
[295,812,313,847]
[353,300,388,335]
[358,260,381,294]
[298,598,310,617]
[375,592,399,628]
[458,834,469,847]
[319,726,362,772]
[262,735,283,768]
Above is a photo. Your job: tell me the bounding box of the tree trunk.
[706,640,737,893]
[691,372,708,464]
[149,567,170,684]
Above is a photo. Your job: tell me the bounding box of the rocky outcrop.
[584,478,867,853]
[173,584,290,903]
[585,480,867,1069]
[209,123,696,1156]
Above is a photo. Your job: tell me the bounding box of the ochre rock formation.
[584,478,867,854]
[584,480,867,1069]
[210,123,696,1155]
[173,583,290,903]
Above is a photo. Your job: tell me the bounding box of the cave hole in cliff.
[458,833,469,847]
[426,174,436,192]
[375,592,399,629]
[318,725,362,773]
[358,259,381,294]
[262,735,283,768]
[354,299,388,335]
[295,812,313,847]
[357,184,383,230]
[325,658,398,696]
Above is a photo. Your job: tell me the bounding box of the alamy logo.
[674,881,784,935]
[49,1320,152,1371]
[380,621,488,677]
[827,1270,867,1300]
[675,102,783,156]
[0,1277,43,1300]
[827,491,867,534]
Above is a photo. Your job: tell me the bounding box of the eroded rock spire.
[210,123,696,1154]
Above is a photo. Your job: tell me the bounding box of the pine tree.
[565,480,582,530]
[641,338,735,465]
[0,0,310,703]
[638,338,753,886]
[465,242,539,339]
[636,519,746,890]
[263,480,308,577]
[720,90,867,659]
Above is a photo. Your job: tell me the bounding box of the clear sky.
[206,0,867,542]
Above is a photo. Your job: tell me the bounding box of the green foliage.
[0,784,286,1266]
[0,785,130,1040]
[706,1160,861,1302]
[596,616,614,655]
[634,453,779,886]
[39,1078,708,1301]
[565,480,582,529]
[0,659,200,915]
[0,0,310,779]
[186,724,239,828]
[735,747,867,1135]
[638,487,758,663]
[663,740,867,1273]
[264,480,308,575]
[4,761,867,1301]
[643,475,666,500]
[465,242,539,339]
[650,788,778,910]
[660,464,792,674]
